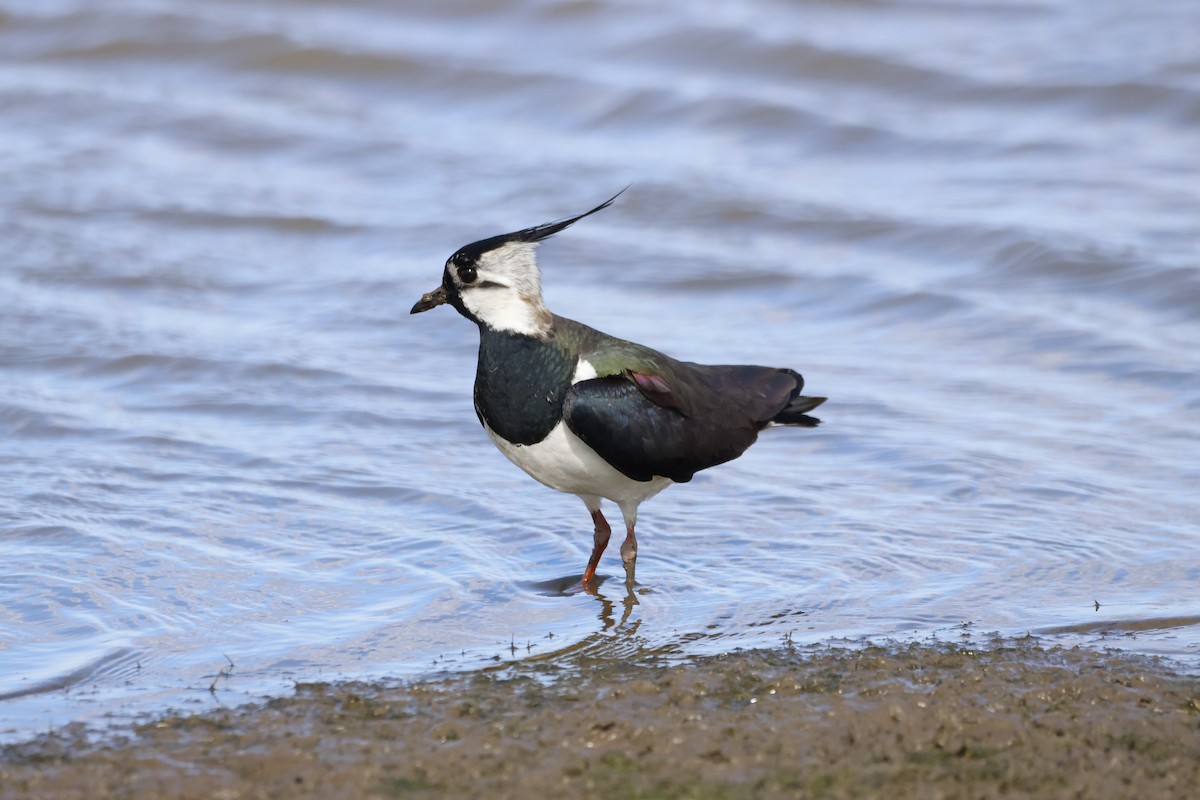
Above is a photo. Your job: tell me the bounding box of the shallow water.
[2,0,1198,740]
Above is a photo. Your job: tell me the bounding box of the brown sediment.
[2,638,1198,799]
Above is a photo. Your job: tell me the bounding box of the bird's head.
[410,189,626,337]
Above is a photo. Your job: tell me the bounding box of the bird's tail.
[773,394,826,427]
[771,368,825,427]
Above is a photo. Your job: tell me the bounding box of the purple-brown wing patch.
[627,371,683,411]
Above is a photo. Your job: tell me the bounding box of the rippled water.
[2,0,1199,740]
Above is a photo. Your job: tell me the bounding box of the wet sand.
[3,638,1198,799]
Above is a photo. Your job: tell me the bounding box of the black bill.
[410,285,448,314]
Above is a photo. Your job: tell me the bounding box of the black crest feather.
[450,187,628,265]
[511,187,628,243]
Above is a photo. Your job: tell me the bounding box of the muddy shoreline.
[3,638,1198,799]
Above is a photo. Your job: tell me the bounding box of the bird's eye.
[457,265,478,284]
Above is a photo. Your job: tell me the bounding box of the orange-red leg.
[581,508,611,585]
[620,525,637,566]
[620,525,637,584]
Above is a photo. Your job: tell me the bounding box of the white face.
[450,241,552,337]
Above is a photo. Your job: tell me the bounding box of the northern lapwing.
[411,191,825,589]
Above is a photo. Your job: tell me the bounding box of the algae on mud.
[2,638,1198,799]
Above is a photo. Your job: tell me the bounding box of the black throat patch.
[474,327,575,446]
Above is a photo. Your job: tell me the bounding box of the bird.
[410,191,825,589]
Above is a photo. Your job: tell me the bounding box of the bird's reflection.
[596,577,640,633]
[518,571,648,663]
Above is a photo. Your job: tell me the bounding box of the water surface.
[2,0,1198,740]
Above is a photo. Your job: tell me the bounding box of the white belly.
[483,419,671,509]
